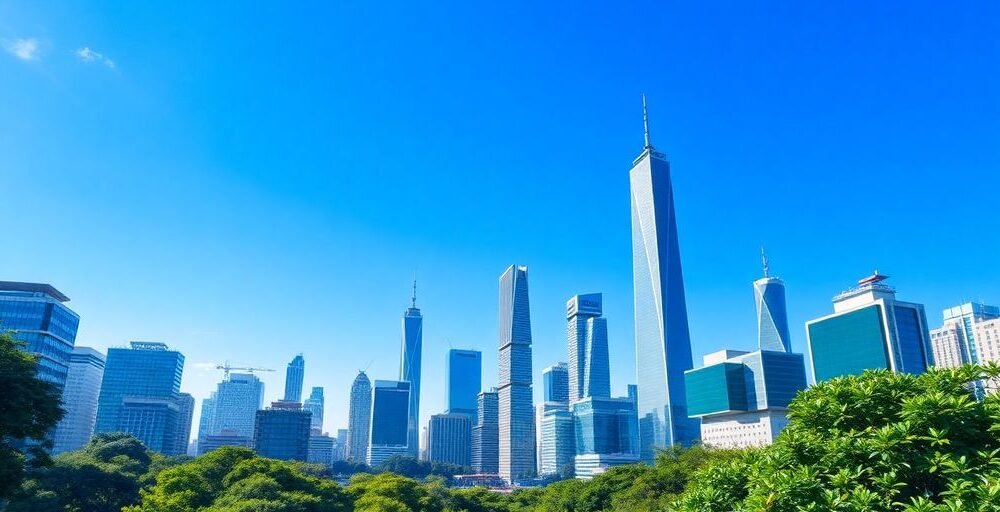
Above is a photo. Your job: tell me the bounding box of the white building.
[52,347,105,453]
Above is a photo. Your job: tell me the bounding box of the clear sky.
[1,2,998,440]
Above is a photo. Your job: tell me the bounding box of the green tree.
[346,472,441,511]
[0,330,65,500]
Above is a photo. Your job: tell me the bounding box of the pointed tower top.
[761,245,770,278]
[411,275,417,309]
[642,93,652,150]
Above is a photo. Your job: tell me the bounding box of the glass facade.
[175,392,195,455]
[346,371,372,462]
[304,386,324,432]
[283,354,304,402]
[537,402,574,476]
[428,413,472,468]
[754,277,792,352]
[542,363,569,404]
[447,349,481,417]
[0,283,80,389]
[119,397,180,453]
[571,397,639,458]
[566,293,611,402]
[254,403,311,461]
[52,347,105,454]
[631,145,698,461]
[685,363,749,416]
[808,305,889,382]
[368,380,410,466]
[400,302,423,458]
[210,373,264,439]
[472,389,499,474]
[497,265,536,480]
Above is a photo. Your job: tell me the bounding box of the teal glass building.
[0,282,80,388]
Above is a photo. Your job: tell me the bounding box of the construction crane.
[216,361,275,380]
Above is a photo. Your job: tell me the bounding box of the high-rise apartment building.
[346,371,372,462]
[95,342,186,454]
[571,396,640,479]
[367,380,411,467]
[447,349,482,417]
[400,281,423,458]
[567,294,611,402]
[754,250,792,353]
[304,386,325,432]
[806,272,932,382]
[537,402,574,476]
[542,363,569,404]
[472,388,499,474]
[0,282,80,388]
[497,265,536,481]
[428,413,472,468]
[52,347,105,453]
[283,354,305,402]
[254,400,311,461]
[630,98,698,459]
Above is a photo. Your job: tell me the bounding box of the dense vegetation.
[4,325,1000,511]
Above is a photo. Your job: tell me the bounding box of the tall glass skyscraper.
[175,393,195,455]
[304,386,325,432]
[567,293,611,402]
[368,380,411,467]
[754,250,792,353]
[209,373,264,440]
[346,371,372,462]
[52,347,105,454]
[542,363,569,404]
[497,265,536,481]
[400,281,423,458]
[283,354,305,402]
[0,282,80,388]
[447,349,481,417]
[630,98,698,459]
[472,388,499,474]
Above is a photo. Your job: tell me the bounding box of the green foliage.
[675,364,1000,512]
[376,454,469,481]
[0,330,65,499]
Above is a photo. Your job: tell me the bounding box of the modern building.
[174,393,195,455]
[975,319,1000,393]
[447,349,482,418]
[198,430,253,455]
[0,282,80,389]
[283,354,305,402]
[333,428,349,461]
[497,265,536,481]
[685,349,807,448]
[304,386,325,433]
[254,400,311,461]
[930,303,1000,368]
[472,388,499,474]
[400,281,423,458]
[209,373,265,440]
[567,293,611,402]
[571,396,640,479]
[308,432,336,466]
[537,402,574,476]
[196,393,217,448]
[52,347,105,454]
[346,371,372,462]
[428,413,472,468]
[367,380,411,467]
[542,363,569,404]
[629,98,698,460]
[754,249,792,353]
[95,342,186,454]
[806,272,932,383]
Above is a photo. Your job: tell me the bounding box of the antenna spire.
[642,93,652,149]
[411,275,417,308]
[761,245,770,278]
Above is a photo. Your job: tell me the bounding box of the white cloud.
[193,362,219,371]
[75,46,114,68]
[3,38,39,61]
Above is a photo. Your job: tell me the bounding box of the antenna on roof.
[761,245,770,278]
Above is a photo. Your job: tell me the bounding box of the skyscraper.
[304,386,325,433]
[447,349,482,417]
[806,272,932,382]
[367,380,411,467]
[0,282,80,389]
[567,293,611,402]
[428,413,472,468]
[630,97,698,459]
[284,354,305,402]
[346,371,372,462]
[197,393,216,445]
[571,396,640,479]
[930,303,1000,368]
[308,432,335,466]
[203,372,264,450]
[95,342,186,454]
[754,249,792,353]
[537,402,574,476]
[542,363,569,404]
[472,389,499,474]
[174,393,195,455]
[497,264,536,481]
[254,400,311,461]
[52,347,105,454]
[400,280,423,458]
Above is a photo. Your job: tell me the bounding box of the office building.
[930,303,999,368]
[754,249,792,353]
[198,430,253,455]
[174,393,195,455]
[428,413,472,468]
[630,98,698,460]
[806,272,932,382]
[304,386,325,433]
[346,371,372,462]
[367,380,411,467]
[497,265,536,481]
[400,281,423,458]
[209,373,265,440]
[542,363,569,404]
[571,396,640,479]
[284,354,305,402]
[537,402,574,476]
[472,389,499,474]
[95,342,186,454]
[0,282,80,388]
[333,428,349,461]
[447,349,482,417]
[685,349,807,448]
[975,319,1000,393]
[308,432,335,466]
[567,293,611,402]
[197,393,217,448]
[52,347,105,454]
[254,400,311,461]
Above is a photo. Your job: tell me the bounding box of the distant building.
[52,347,105,454]
[210,373,265,440]
[304,386,325,432]
[95,342,186,454]
[428,413,472,468]
[930,303,999,368]
[537,402,574,476]
[447,349,482,417]
[975,319,1000,393]
[400,281,423,458]
[308,432,335,466]
[198,430,253,455]
[754,249,792,353]
[542,363,569,404]
[571,396,639,479]
[497,265,536,481]
[806,272,932,382]
[0,281,80,389]
[333,428,349,461]
[346,371,372,462]
[284,354,305,402]
[567,293,611,402]
[367,380,411,467]
[254,400,311,461]
[472,389,499,474]
[196,393,217,450]
[174,393,195,455]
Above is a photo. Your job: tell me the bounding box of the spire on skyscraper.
[412,275,417,309]
[642,93,652,150]
[761,245,770,278]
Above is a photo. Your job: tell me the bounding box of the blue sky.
[1,2,998,438]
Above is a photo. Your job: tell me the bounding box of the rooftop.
[0,281,70,302]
